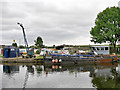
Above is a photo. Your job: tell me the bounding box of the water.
[1,62,120,88]
[0,65,2,89]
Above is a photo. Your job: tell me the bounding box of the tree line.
[12,36,44,49]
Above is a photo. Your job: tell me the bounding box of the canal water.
[1,62,120,89]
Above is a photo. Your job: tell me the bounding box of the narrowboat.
[44,54,118,64]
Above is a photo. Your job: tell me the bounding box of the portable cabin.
[3,46,20,58]
[90,46,109,55]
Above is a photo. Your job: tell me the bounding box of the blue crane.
[17,23,35,58]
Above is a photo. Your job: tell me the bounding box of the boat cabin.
[90,46,109,55]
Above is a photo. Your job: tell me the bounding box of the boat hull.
[44,54,118,64]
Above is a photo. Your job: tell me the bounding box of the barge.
[44,54,118,64]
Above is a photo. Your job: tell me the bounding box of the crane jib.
[17,23,35,57]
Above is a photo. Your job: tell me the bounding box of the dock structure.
[0,53,118,64]
[1,58,43,63]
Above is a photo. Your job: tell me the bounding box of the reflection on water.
[2,62,120,88]
[92,64,120,88]
[0,65,2,90]
[3,65,19,74]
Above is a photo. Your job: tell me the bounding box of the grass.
[118,56,120,58]
[36,55,43,59]
[1,54,43,59]
[0,54,3,58]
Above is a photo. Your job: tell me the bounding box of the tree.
[34,36,43,52]
[90,7,120,53]
[19,45,25,48]
[12,43,17,47]
[29,45,37,49]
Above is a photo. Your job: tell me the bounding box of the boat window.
[97,47,100,50]
[118,48,120,51]
[92,47,96,50]
[105,47,108,50]
[101,47,104,50]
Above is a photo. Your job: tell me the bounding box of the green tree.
[34,36,43,52]
[29,45,37,49]
[90,7,120,53]
[19,45,25,48]
[12,43,17,47]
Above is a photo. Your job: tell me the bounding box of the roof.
[90,46,109,47]
[4,46,17,49]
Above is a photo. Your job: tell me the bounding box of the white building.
[90,46,109,55]
[0,48,1,54]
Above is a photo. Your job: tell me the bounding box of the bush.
[36,50,40,54]
[19,45,25,48]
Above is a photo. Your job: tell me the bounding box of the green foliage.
[92,72,120,88]
[36,55,43,59]
[29,45,37,49]
[12,43,17,47]
[34,36,43,48]
[19,45,25,48]
[0,54,3,58]
[36,50,40,54]
[90,7,120,50]
[42,45,46,48]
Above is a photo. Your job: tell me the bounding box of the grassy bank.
[36,55,43,59]
[0,54,3,58]
[1,55,44,63]
[1,55,43,59]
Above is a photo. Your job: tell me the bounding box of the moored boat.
[44,53,118,64]
[95,55,118,63]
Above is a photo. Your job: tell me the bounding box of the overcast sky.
[0,0,119,46]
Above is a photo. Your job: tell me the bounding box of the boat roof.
[90,46,109,47]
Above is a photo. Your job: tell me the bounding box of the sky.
[0,0,119,46]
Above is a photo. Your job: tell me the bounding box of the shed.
[3,46,20,58]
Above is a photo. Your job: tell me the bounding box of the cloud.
[1,0,119,46]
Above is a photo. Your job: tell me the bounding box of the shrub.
[36,50,40,54]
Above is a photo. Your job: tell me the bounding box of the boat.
[94,55,118,63]
[44,53,118,64]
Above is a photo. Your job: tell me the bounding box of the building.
[0,48,1,55]
[0,45,6,55]
[3,46,20,58]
